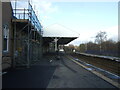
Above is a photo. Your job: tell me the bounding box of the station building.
[1,1,79,70]
[2,1,43,69]
[2,2,14,70]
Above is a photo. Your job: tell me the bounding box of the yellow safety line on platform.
[66,55,120,88]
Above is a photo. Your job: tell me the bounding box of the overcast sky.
[11,0,118,46]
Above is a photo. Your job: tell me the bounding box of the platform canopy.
[43,24,79,45]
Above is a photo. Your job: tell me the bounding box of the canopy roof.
[43,24,79,45]
[43,24,79,38]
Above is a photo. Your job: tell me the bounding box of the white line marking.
[67,56,120,88]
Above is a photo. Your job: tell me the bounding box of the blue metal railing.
[13,3,42,34]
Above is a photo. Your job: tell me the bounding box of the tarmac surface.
[2,54,56,88]
[2,53,118,88]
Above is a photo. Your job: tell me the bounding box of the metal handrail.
[13,7,42,33]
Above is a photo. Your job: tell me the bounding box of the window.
[3,24,9,52]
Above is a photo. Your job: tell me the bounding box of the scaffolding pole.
[12,0,42,68]
[13,0,17,68]
[27,1,31,68]
[27,22,30,68]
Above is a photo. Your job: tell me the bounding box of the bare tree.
[95,31,107,44]
[95,31,107,53]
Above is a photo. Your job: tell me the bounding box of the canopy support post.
[54,37,58,52]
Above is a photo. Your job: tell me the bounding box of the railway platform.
[2,53,119,89]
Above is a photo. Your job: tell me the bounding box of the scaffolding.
[12,1,42,68]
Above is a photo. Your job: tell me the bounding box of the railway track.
[70,53,120,76]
